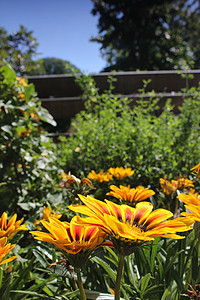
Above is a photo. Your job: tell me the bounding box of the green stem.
[115,254,125,300]
[76,268,87,300]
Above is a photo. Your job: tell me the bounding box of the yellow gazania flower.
[108,167,134,180]
[178,193,200,222]
[191,163,200,179]
[0,213,28,238]
[34,205,62,228]
[160,178,177,195]
[31,217,112,268]
[69,195,194,256]
[107,185,155,205]
[172,178,194,190]
[0,237,17,266]
[87,170,113,183]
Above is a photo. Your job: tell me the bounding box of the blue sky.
[0,0,106,73]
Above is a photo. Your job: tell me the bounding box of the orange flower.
[80,177,93,187]
[19,93,25,101]
[16,77,28,87]
[160,178,177,195]
[172,178,194,190]
[69,195,194,256]
[160,176,194,195]
[107,185,155,205]
[108,167,134,180]
[191,163,200,179]
[87,170,113,183]
[30,112,40,122]
[31,217,112,268]
[178,192,200,223]
[18,129,30,137]
[0,212,28,238]
[0,237,16,266]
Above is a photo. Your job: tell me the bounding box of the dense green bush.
[0,65,60,215]
[58,73,200,192]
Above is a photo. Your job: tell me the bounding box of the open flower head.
[31,217,112,268]
[108,167,134,180]
[87,170,113,183]
[191,163,200,179]
[69,195,194,256]
[107,185,155,206]
[0,213,28,238]
[0,237,17,266]
[178,192,200,222]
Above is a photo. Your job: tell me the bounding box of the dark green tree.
[0,25,39,75]
[29,57,80,75]
[91,0,200,71]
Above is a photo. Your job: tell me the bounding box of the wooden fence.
[27,70,200,131]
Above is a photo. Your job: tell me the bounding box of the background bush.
[58,73,200,192]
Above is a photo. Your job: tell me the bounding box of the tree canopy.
[91,0,200,71]
[0,25,39,75]
[29,57,80,75]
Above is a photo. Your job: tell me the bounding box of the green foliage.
[0,25,39,76]
[0,65,60,215]
[91,0,200,71]
[28,57,81,75]
[58,73,200,192]
[2,67,200,300]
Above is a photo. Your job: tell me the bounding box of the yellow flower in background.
[0,237,17,266]
[191,163,200,179]
[31,217,112,267]
[0,213,28,238]
[80,177,93,187]
[87,170,113,183]
[172,177,194,190]
[60,171,80,187]
[60,171,93,189]
[16,77,28,87]
[19,93,25,101]
[107,185,155,205]
[69,195,194,256]
[108,167,134,180]
[160,176,194,195]
[160,178,177,195]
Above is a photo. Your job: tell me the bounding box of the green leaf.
[161,289,171,300]
[140,273,151,295]
[32,249,49,268]
[37,106,57,126]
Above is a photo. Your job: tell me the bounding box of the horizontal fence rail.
[27,70,200,131]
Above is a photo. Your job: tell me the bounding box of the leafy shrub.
[58,73,200,194]
[0,65,60,215]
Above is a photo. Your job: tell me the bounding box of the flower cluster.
[87,167,134,183]
[69,195,194,256]
[160,176,194,196]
